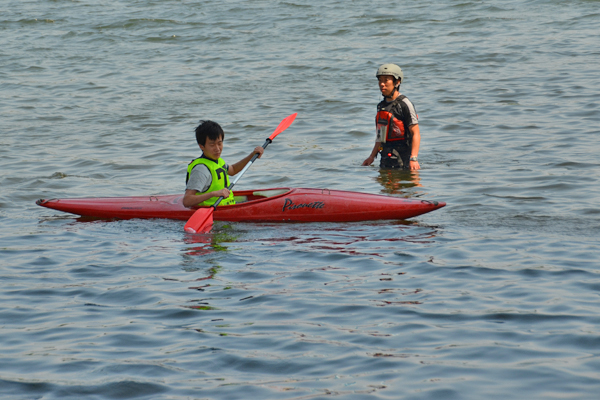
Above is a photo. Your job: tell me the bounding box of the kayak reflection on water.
[180,227,239,311]
[376,169,422,197]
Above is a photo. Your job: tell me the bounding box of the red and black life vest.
[376,95,408,143]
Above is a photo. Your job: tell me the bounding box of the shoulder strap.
[392,95,407,105]
[379,95,406,110]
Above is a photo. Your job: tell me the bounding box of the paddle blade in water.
[269,113,297,140]
[184,208,214,233]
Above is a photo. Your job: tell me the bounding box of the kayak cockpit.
[233,188,290,204]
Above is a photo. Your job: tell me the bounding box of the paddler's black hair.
[195,120,225,146]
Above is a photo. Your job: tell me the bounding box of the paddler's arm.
[182,188,230,208]
[408,124,420,171]
[228,146,264,175]
[362,141,381,166]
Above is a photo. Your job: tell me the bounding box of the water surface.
[1,0,600,399]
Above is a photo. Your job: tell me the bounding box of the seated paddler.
[183,120,264,208]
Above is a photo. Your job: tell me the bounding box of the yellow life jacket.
[186,156,236,206]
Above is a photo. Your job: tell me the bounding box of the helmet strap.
[384,81,401,100]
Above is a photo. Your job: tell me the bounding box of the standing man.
[362,64,420,170]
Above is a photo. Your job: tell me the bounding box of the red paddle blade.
[269,113,297,141]
[184,208,214,233]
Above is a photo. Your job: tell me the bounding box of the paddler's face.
[378,75,397,97]
[200,136,224,160]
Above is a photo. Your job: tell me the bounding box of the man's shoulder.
[395,94,416,111]
[394,93,413,104]
[189,162,211,176]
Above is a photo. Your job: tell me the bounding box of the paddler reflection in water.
[182,120,264,208]
[377,168,422,198]
[362,64,421,170]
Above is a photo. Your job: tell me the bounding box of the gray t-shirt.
[186,162,229,193]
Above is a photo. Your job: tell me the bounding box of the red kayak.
[36,187,445,222]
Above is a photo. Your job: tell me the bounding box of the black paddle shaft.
[211,138,272,208]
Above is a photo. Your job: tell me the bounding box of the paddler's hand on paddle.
[214,188,230,199]
[252,146,264,159]
[230,147,265,175]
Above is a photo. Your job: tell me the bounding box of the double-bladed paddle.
[184,113,297,233]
